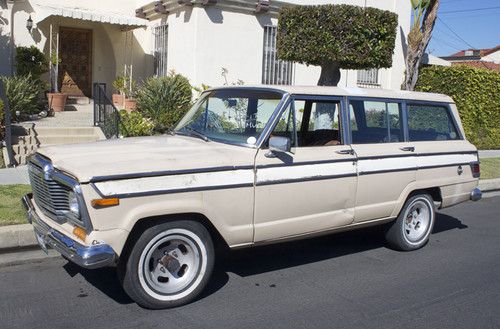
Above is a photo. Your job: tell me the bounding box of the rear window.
[407,104,460,141]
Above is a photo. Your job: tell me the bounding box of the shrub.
[416,65,500,149]
[16,46,48,79]
[136,72,192,132]
[119,110,154,137]
[0,75,40,120]
[277,4,398,85]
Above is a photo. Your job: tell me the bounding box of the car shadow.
[64,212,466,305]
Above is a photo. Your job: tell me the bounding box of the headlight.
[68,191,80,217]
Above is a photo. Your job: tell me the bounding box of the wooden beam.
[135,8,147,19]
[255,0,270,13]
[154,1,169,14]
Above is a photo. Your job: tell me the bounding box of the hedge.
[416,65,500,149]
[277,4,398,69]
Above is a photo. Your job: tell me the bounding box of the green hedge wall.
[416,65,500,149]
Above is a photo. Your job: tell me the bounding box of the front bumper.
[22,193,117,269]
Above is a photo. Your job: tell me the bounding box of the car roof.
[210,85,454,103]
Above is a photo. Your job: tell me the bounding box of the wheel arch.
[392,185,443,218]
[119,213,230,263]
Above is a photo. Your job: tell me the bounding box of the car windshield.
[175,89,284,146]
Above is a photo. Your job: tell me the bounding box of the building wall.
[483,50,500,64]
[0,0,152,96]
[150,0,410,90]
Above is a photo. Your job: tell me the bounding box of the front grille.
[28,161,76,224]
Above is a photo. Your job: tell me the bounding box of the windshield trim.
[174,87,289,149]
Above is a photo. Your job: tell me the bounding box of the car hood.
[36,135,256,183]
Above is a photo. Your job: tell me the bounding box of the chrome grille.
[28,160,76,224]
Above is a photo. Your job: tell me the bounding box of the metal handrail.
[93,82,121,139]
[0,79,16,167]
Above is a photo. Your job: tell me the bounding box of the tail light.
[470,162,480,178]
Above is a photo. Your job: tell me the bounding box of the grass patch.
[481,157,500,180]
[0,185,32,226]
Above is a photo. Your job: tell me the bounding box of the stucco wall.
[151,0,410,89]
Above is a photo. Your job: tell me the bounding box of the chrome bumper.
[470,188,482,202]
[22,193,117,269]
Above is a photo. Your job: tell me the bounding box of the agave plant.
[0,74,40,120]
[136,72,192,133]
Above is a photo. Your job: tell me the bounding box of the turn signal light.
[91,198,120,208]
[73,226,87,242]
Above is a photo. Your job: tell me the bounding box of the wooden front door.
[58,27,92,97]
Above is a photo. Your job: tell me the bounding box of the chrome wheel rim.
[139,229,205,299]
[403,199,431,243]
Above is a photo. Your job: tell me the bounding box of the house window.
[262,26,294,85]
[153,24,168,77]
[357,69,380,87]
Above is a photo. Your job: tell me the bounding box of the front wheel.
[386,194,435,251]
[119,220,214,309]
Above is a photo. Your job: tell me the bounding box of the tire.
[385,194,435,251]
[119,220,214,309]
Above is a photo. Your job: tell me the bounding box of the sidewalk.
[0,165,29,185]
[479,150,500,158]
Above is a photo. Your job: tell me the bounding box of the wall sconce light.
[26,15,33,33]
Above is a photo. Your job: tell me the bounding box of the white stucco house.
[0,0,411,97]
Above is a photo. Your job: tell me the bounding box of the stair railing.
[93,82,121,139]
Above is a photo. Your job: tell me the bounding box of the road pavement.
[0,197,499,329]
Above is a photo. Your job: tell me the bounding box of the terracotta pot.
[47,93,68,112]
[124,98,137,112]
[112,94,125,108]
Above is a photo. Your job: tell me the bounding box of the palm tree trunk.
[403,0,440,91]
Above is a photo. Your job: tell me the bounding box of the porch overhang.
[32,0,147,28]
[136,0,291,21]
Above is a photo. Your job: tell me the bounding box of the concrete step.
[12,135,39,145]
[12,144,38,155]
[14,154,27,165]
[34,127,99,136]
[67,96,90,105]
[37,135,100,146]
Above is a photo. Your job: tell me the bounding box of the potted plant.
[46,50,67,112]
[112,76,126,108]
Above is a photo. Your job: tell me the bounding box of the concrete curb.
[0,224,37,251]
[1,179,499,253]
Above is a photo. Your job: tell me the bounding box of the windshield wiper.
[182,127,210,142]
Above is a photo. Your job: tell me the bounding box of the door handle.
[336,149,355,155]
[400,146,415,152]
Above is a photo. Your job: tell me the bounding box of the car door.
[348,98,417,222]
[253,96,358,243]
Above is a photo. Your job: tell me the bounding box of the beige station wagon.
[23,86,482,309]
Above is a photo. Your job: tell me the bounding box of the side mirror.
[268,136,291,156]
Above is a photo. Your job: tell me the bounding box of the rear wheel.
[386,194,435,251]
[119,220,214,309]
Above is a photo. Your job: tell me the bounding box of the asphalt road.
[1,197,499,329]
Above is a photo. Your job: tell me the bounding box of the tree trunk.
[318,62,341,86]
[402,0,440,91]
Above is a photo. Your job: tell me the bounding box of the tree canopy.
[277,4,398,85]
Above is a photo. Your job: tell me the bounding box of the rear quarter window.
[407,104,460,141]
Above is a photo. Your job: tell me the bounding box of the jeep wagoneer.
[23,86,482,309]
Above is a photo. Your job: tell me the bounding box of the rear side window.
[407,104,460,141]
[349,100,403,144]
